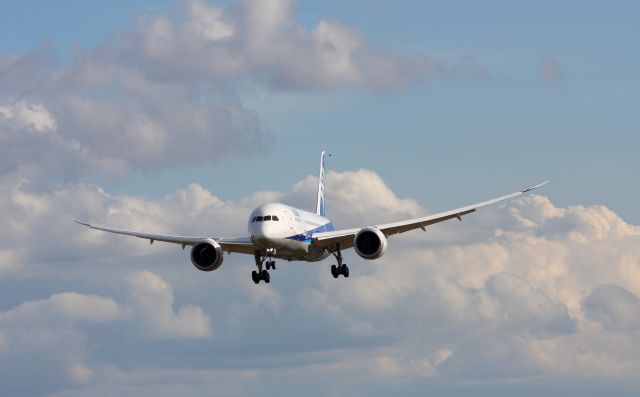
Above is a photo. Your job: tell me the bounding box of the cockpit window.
[252,215,279,222]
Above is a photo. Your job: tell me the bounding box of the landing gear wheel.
[252,270,259,284]
[331,265,339,278]
[261,270,270,283]
[266,260,276,270]
[341,264,349,278]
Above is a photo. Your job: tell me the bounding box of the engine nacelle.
[353,227,388,260]
[190,239,224,272]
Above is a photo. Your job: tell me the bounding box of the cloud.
[126,271,212,340]
[122,0,483,90]
[0,0,490,183]
[286,169,423,227]
[374,348,453,379]
[0,100,57,133]
[186,0,234,42]
[0,248,24,274]
[1,170,640,395]
[485,273,575,336]
[583,284,640,331]
[0,270,211,394]
[0,292,128,325]
[0,292,126,393]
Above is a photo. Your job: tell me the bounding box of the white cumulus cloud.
[126,271,212,340]
[0,100,57,133]
[0,169,640,395]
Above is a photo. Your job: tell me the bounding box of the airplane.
[75,151,547,284]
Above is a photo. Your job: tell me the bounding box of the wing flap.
[217,237,258,255]
[379,209,476,236]
[311,228,360,252]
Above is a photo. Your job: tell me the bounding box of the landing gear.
[253,251,275,284]
[251,270,270,284]
[330,245,349,278]
[331,264,349,278]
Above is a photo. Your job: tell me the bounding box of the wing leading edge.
[312,181,549,251]
[73,219,256,254]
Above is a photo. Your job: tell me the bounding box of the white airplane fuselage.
[248,203,335,262]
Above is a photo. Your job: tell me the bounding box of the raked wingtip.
[73,218,91,227]
[521,180,549,193]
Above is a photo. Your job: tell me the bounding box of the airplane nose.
[250,219,278,248]
[251,220,271,237]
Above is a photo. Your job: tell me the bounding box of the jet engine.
[353,227,388,260]
[190,239,224,271]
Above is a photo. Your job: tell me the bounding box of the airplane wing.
[311,181,548,251]
[73,219,256,255]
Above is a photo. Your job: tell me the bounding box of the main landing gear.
[252,251,275,284]
[251,269,270,284]
[330,245,349,278]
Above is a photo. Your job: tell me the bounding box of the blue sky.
[1,1,640,396]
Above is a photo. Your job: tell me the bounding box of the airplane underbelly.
[251,236,328,262]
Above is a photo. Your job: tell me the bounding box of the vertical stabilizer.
[316,151,328,216]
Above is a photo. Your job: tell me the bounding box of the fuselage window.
[251,217,257,223]
[272,215,279,221]
[264,215,272,221]
[256,216,263,222]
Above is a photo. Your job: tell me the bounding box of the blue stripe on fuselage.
[285,222,335,242]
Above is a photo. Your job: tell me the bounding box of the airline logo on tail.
[316,151,328,216]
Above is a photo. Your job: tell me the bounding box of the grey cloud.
[0,0,488,183]
[125,271,212,340]
[0,292,123,394]
[485,273,575,336]
[584,284,640,331]
[0,45,56,94]
[0,271,211,395]
[113,0,485,91]
[0,292,129,325]
[0,59,272,181]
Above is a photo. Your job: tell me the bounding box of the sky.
[0,0,639,396]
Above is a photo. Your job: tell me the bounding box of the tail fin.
[316,151,328,216]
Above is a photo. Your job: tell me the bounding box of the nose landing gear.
[252,251,276,284]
